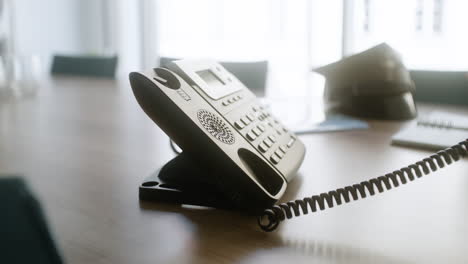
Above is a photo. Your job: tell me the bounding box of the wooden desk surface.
[0,77,467,264]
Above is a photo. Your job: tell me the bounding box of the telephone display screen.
[197,70,225,87]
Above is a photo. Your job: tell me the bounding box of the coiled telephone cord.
[258,139,468,232]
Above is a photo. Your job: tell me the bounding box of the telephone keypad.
[228,104,299,169]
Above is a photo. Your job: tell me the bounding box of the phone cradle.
[139,153,237,210]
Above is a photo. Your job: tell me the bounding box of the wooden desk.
[0,77,467,264]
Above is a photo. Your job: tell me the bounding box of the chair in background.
[159,57,268,97]
[51,54,118,79]
[411,70,468,106]
[0,177,63,264]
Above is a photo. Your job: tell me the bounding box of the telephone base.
[139,153,237,210]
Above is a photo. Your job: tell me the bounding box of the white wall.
[11,0,143,76]
[12,0,105,70]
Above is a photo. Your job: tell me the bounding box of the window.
[132,0,466,98]
[346,0,468,70]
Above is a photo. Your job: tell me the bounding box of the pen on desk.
[417,120,468,131]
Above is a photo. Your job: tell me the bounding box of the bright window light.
[348,0,468,70]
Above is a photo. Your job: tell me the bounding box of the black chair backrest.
[0,177,63,264]
[411,70,468,106]
[51,54,118,79]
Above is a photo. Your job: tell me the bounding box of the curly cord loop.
[258,139,468,232]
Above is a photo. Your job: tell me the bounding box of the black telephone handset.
[130,59,467,232]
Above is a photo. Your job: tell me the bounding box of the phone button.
[287,137,296,148]
[270,154,280,164]
[274,150,284,158]
[263,138,273,147]
[241,117,250,126]
[252,127,262,136]
[234,121,245,130]
[258,142,268,153]
[246,131,257,141]
[257,124,266,132]
[247,114,255,122]
[222,101,229,106]
[279,145,287,153]
[268,135,277,143]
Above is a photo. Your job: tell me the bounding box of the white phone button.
[246,131,257,141]
[247,114,255,121]
[263,138,273,147]
[222,101,229,106]
[234,121,245,130]
[270,155,280,164]
[257,124,266,132]
[279,145,287,153]
[258,142,268,153]
[241,117,250,126]
[153,75,167,83]
[275,150,284,158]
[287,137,296,148]
[268,135,277,143]
[252,127,262,136]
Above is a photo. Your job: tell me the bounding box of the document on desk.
[292,114,369,134]
[264,99,369,134]
[392,111,468,150]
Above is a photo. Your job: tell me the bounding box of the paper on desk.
[292,114,369,134]
[392,111,468,150]
[264,98,369,134]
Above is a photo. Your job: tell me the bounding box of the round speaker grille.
[197,109,235,145]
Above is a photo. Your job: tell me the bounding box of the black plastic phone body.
[129,59,305,211]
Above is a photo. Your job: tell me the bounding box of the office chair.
[159,57,268,97]
[0,177,63,264]
[411,70,468,106]
[51,54,118,79]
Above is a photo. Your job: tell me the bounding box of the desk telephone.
[129,59,467,232]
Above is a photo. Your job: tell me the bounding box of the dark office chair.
[411,70,468,106]
[51,54,118,79]
[0,177,63,264]
[159,57,268,97]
